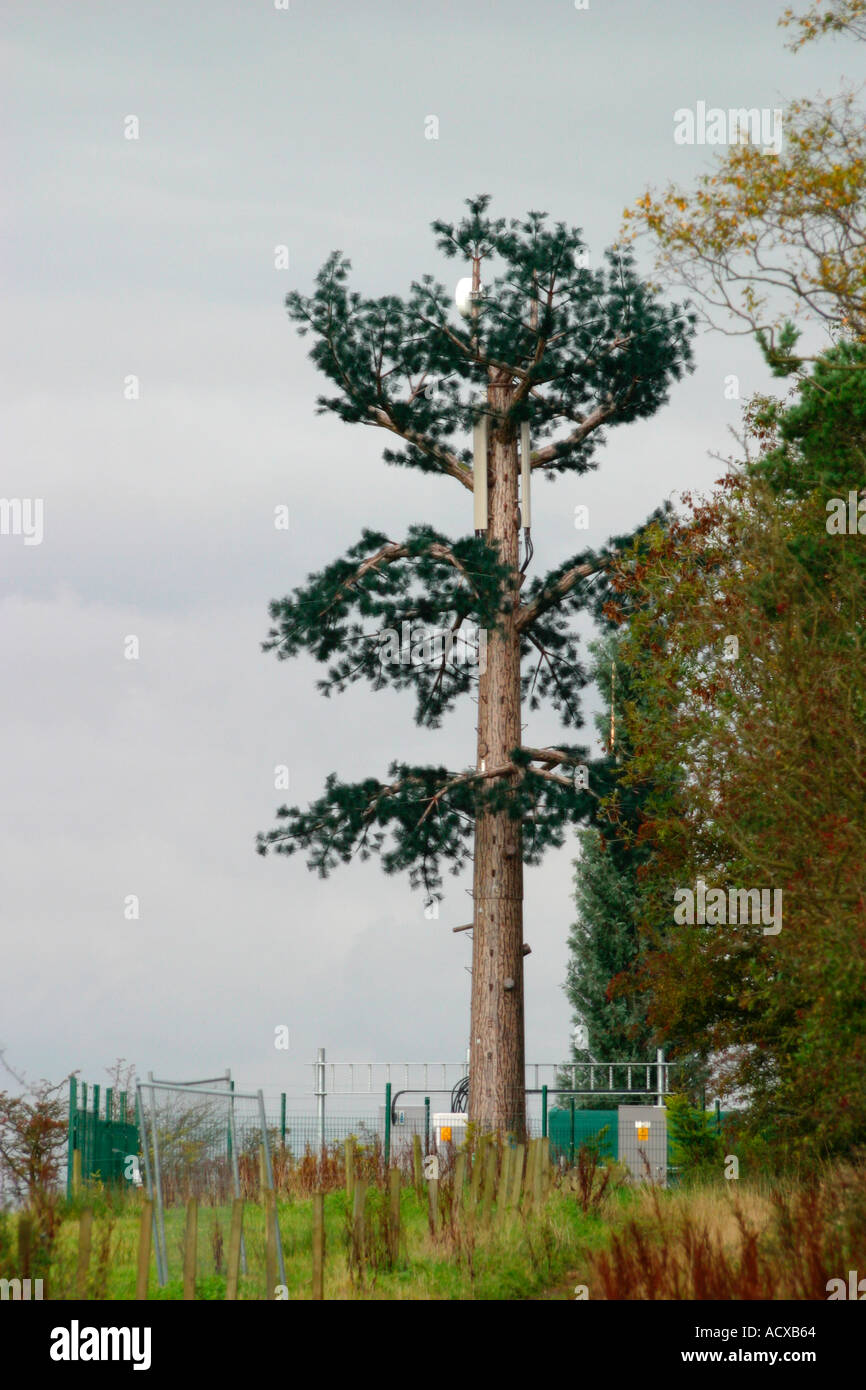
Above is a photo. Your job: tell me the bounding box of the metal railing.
[315,1058,681,1096]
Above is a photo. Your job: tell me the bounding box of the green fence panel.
[70,1083,140,1188]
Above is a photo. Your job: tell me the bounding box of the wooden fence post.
[136,1201,153,1299]
[71,1149,82,1197]
[469,1134,486,1211]
[412,1135,423,1194]
[345,1138,355,1200]
[75,1209,92,1298]
[509,1143,525,1211]
[525,1139,539,1206]
[259,1146,268,1202]
[541,1137,551,1199]
[225,1199,244,1301]
[453,1151,467,1219]
[497,1144,513,1223]
[265,1190,277,1298]
[427,1176,439,1235]
[312,1191,325,1299]
[533,1138,545,1207]
[183,1197,198,1300]
[351,1178,367,1275]
[480,1141,498,1224]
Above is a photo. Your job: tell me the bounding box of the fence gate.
[136,1075,286,1290]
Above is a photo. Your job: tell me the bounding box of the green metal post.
[81,1083,88,1183]
[280,1092,286,1144]
[424,1097,430,1153]
[67,1077,77,1200]
[119,1091,127,1124]
[384,1083,392,1167]
[106,1087,113,1122]
[715,1098,721,1133]
[93,1086,101,1182]
[541,1085,548,1138]
[569,1097,575,1167]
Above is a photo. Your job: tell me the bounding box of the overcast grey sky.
[1,1,851,1104]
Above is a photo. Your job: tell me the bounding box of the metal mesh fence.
[140,1083,275,1205]
[136,1080,285,1288]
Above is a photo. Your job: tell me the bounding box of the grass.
[582,1161,866,1299]
[5,1154,865,1300]
[15,1184,608,1301]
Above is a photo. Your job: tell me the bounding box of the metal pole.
[67,1076,77,1200]
[424,1096,430,1153]
[227,1086,247,1275]
[569,1097,575,1167]
[257,1089,286,1288]
[316,1047,326,1158]
[135,1082,164,1285]
[656,1048,664,1108]
[384,1083,392,1167]
[541,1085,548,1139]
[145,1078,168,1286]
[227,1078,234,1169]
[280,1092,286,1145]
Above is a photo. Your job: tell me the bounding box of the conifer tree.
[563,635,656,1099]
[258,196,694,1133]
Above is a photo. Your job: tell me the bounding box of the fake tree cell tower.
[258,196,694,1136]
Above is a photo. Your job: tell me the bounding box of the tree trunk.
[469,370,525,1137]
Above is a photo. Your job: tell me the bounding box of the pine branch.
[263,526,511,727]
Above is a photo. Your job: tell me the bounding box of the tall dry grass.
[586,1161,866,1298]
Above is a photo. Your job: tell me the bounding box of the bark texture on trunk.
[469,371,526,1137]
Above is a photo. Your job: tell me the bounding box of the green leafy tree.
[0,1054,68,1212]
[258,196,695,1133]
[622,3,866,354]
[666,1092,724,1178]
[607,355,866,1159]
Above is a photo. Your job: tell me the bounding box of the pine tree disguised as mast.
[258,197,695,1135]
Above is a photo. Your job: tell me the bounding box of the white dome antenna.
[455,277,474,318]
